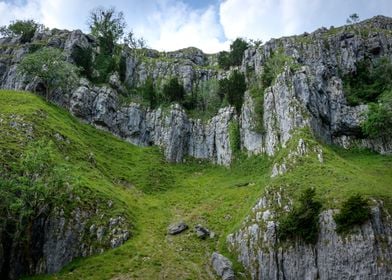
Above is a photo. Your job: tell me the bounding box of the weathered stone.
[211,252,235,280]
[167,221,188,235]
[194,224,211,239]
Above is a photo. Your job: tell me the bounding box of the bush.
[362,90,392,139]
[93,53,117,83]
[18,47,79,99]
[141,76,157,108]
[278,188,322,244]
[217,38,249,69]
[343,57,392,105]
[334,194,371,234]
[261,49,297,88]
[219,70,246,113]
[72,46,94,80]
[162,77,185,104]
[229,121,241,155]
[0,19,44,43]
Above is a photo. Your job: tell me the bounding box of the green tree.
[219,70,246,113]
[230,38,249,66]
[0,19,44,43]
[162,77,185,104]
[346,13,360,24]
[125,30,148,49]
[278,188,322,244]
[18,47,79,100]
[142,76,157,108]
[334,194,370,234]
[88,7,126,55]
[362,90,392,139]
[217,51,231,70]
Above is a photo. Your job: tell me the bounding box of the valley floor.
[0,91,391,279]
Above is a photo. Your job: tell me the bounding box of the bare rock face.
[0,207,131,280]
[211,252,235,280]
[227,191,392,280]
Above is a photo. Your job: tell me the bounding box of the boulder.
[167,221,188,235]
[211,252,235,280]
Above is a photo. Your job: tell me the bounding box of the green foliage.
[124,30,148,49]
[0,19,44,43]
[141,76,158,108]
[334,194,370,234]
[343,57,392,105]
[186,79,222,119]
[261,49,297,88]
[217,51,231,70]
[250,87,265,134]
[88,7,126,55]
[217,38,249,69]
[0,139,73,236]
[278,188,322,244]
[346,13,360,24]
[230,38,249,66]
[219,70,246,113]
[162,77,185,104]
[93,52,117,83]
[18,47,79,99]
[229,121,241,155]
[71,46,94,79]
[362,90,392,139]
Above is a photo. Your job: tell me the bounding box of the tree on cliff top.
[88,7,126,55]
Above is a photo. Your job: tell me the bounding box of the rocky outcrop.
[1,16,392,164]
[0,205,130,280]
[67,79,237,165]
[227,190,392,280]
[211,252,235,280]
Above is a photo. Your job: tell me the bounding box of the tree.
[18,47,79,100]
[142,76,157,108]
[88,7,126,54]
[218,70,246,113]
[162,77,185,104]
[346,13,360,24]
[230,38,249,66]
[0,19,44,43]
[125,30,148,49]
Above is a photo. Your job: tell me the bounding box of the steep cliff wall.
[1,16,391,165]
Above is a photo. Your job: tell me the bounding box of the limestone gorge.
[0,13,392,280]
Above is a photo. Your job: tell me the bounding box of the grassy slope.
[1,90,391,279]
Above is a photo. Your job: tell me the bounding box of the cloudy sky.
[1,0,392,53]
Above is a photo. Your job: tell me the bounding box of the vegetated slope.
[1,90,392,279]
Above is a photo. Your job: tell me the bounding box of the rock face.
[0,207,130,280]
[227,190,392,280]
[1,16,392,165]
[211,252,235,280]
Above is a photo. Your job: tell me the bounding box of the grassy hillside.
[0,90,391,280]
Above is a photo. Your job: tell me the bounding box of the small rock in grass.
[167,221,188,235]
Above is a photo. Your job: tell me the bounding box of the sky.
[0,0,392,53]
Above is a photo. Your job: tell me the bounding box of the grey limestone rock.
[167,221,189,235]
[211,252,235,280]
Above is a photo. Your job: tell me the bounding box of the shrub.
[343,57,392,105]
[229,121,241,155]
[278,188,322,244]
[18,47,79,99]
[141,76,157,108]
[334,194,371,234]
[93,53,117,83]
[72,46,94,80]
[261,49,297,88]
[0,19,44,43]
[217,38,249,69]
[219,70,246,113]
[362,90,392,139]
[162,77,185,104]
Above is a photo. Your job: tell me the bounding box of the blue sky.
[1,0,392,53]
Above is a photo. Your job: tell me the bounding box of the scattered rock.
[194,224,210,239]
[211,252,235,280]
[167,221,188,235]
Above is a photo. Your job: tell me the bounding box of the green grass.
[1,90,391,279]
